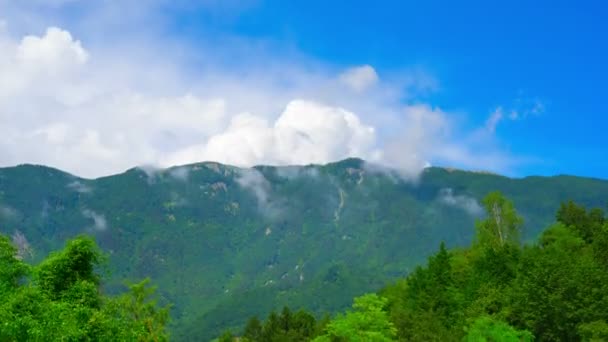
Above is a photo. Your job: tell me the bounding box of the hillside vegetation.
[222,195,608,341]
[0,159,607,339]
[0,234,169,340]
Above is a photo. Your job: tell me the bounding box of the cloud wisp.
[67,180,92,193]
[81,209,108,231]
[235,168,285,219]
[485,97,546,133]
[438,188,483,216]
[0,205,19,220]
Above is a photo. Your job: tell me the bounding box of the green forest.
[216,193,608,341]
[0,235,169,341]
[1,160,607,340]
[3,192,607,340]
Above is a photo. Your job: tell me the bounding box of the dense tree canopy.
[0,234,170,341]
[379,194,608,341]
[3,191,608,341]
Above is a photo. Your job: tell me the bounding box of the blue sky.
[171,0,608,178]
[0,0,606,179]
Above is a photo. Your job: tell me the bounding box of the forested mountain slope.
[0,158,606,339]
[228,196,608,341]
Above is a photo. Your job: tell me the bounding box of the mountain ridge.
[1,158,607,340]
[3,157,606,181]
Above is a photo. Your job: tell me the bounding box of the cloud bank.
[0,2,521,179]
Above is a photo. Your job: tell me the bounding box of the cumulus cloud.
[165,100,379,168]
[0,2,524,179]
[377,104,449,179]
[339,65,379,92]
[438,188,483,216]
[81,209,107,231]
[17,27,88,70]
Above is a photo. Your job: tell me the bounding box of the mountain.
[0,158,606,340]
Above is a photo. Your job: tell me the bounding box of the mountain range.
[1,158,606,340]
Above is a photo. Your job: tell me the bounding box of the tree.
[464,316,533,342]
[592,222,608,267]
[578,321,608,341]
[407,242,459,324]
[279,306,293,331]
[262,311,281,340]
[217,330,235,342]
[509,223,608,341]
[243,316,263,341]
[0,233,170,341]
[36,235,102,299]
[313,294,396,342]
[290,310,318,339]
[241,307,320,341]
[556,201,605,243]
[103,278,171,341]
[475,192,523,250]
[0,234,28,295]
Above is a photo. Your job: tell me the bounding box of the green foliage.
[475,192,523,250]
[377,196,608,341]
[463,316,533,342]
[98,278,171,341]
[578,321,608,341]
[216,330,235,342]
[313,294,396,342]
[36,235,102,299]
[0,234,28,295]
[508,224,608,341]
[243,316,263,340]
[239,306,319,341]
[556,201,605,243]
[0,233,169,341]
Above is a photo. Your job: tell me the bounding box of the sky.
[0,0,606,179]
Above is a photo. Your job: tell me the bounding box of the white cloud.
[378,104,449,179]
[235,168,283,218]
[67,180,92,193]
[168,166,190,181]
[510,98,545,120]
[339,65,379,92]
[81,209,107,231]
[485,107,503,133]
[236,168,270,205]
[438,188,483,216]
[486,98,546,132]
[163,99,379,168]
[17,27,88,70]
[0,3,524,179]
